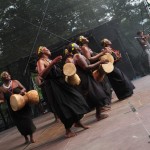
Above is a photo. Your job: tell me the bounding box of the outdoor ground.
[0,75,150,150]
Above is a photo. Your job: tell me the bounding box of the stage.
[1,75,150,150]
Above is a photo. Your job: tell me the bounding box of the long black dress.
[107,66,135,100]
[75,57,111,109]
[4,87,36,136]
[43,65,89,129]
[90,51,112,105]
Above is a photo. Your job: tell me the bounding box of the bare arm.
[37,56,62,78]
[82,46,107,63]
[74,54,102,71]
[15,80,26,95]
[0,91,5,103]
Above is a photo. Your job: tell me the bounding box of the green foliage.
[0,0,150,67]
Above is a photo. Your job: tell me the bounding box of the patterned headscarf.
[76,35,85,46]
[101,39,111,47]
[37,46,45,56]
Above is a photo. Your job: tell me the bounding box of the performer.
[76,35,112,108]
[0,71,36,143]
[34,68,59,121]
[101,39,135,100]
[36,46,89,138]
[136,31,150,70]
[66,43,109,121]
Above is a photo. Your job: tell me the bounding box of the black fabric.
[107,66,135,100]
[76,66,111,109]
[44,65,89,129]
[4,87,36,136]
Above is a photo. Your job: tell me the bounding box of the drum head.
[10,94,25,111]
[63,63,76,76]
[100,53,114,64]
[102,62,114,73]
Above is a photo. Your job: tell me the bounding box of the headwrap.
[64,48,69,55]
[101,39,111,47]
[76,35,85,46]
[79,35,85,42]
[37,46,44,55]
[67,43,77,53]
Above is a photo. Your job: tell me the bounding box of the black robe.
[4,87,36,136]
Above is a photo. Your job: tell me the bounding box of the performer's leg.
[95,106,109,121]
[24,135,29,144]
[29,134,35,143]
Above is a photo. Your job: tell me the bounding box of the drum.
[63,63,76,76]
[93,62,114,82]
[25,90,39,104]
[10,90,39,111]
[65,74,81,85]
[100,53,114,64]
[10,94,26,111]
[63,63,81,85]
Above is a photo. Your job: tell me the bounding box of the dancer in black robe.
[76,35,112,108]
[0,71,36,144]
[36,46,89,138]
[66,43,109,121]
[101,39,135,100]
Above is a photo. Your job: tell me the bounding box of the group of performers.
[0,36,135,144]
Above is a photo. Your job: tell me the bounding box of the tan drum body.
[93,62,114,82]
[65,74,81,85]
[10,90,39,111]
[25,90,39,104]
[63,63,81,86]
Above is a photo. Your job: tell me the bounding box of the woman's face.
[1,72,11,81]
[42,47,51,56]
[81,36,89,43]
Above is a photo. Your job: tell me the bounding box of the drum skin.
[10,90,39,111]
[100,53,114,64]
[63,63,76,76]
[10,94,26,111]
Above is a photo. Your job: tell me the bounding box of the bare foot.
[55,118,60,123]
[96,113,109,121]
[30,138,36,143]
[65,129,76,138]
[24,140,29,144]
[24,136,29,144]
[101,107,111,112]
[74,122,90,129]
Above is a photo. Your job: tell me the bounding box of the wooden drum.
[100,53,114,64]
[63,63,81,85]
[10,90,39,111]
[93,62,114,82]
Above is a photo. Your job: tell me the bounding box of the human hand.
[52,56,62,64]
[103,47,112,54]
[100,59,109,64]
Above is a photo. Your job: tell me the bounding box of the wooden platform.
[1,75,150,150]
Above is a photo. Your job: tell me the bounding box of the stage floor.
[1,75,150,150]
